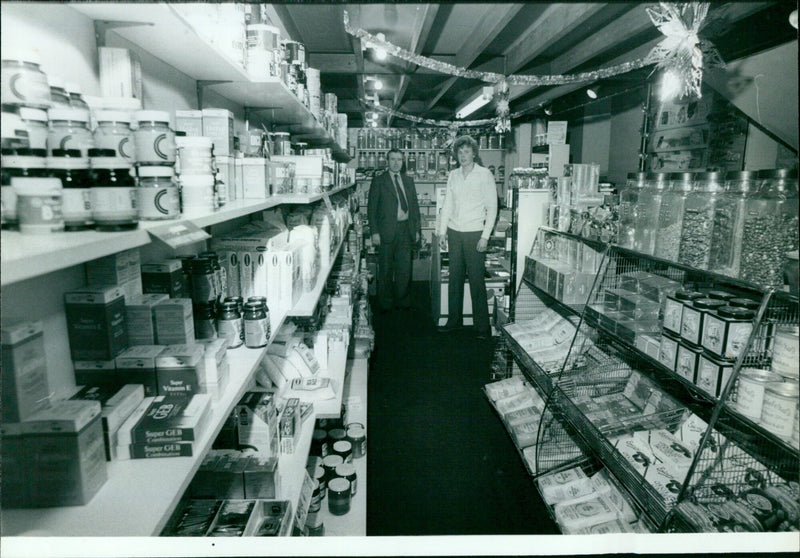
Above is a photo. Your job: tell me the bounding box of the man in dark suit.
[368,148,421,313]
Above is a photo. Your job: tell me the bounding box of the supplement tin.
[696,353,735,398]
[736,368,781,421]
[243,301,269,348]
[136,165,180,220]
[658,332,680,372]
[12,176,64,234]
[326,477,351,516]
[216,301,243,348]
[681,298,725,346]
[702,305,755,361]
[663,290,702,335]
[89,149,138,231]
[676,341,702,383]
[93,111,135,161]
[334,462,357,496]
[133,110,175,165]
[760,381,799,439]
[193,302,217,340]
[47,108,95,156]
[48,148,93,230]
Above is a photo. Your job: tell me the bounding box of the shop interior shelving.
[70,3,349,162]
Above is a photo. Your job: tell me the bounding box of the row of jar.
[617,169,798,290]
[356,128,506,151]
[0,148,224,233]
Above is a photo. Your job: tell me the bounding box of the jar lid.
[273,131,290,138]
[725,170,756,182]
[741,368,781,382]
[765,380,800,396]
[224,295,243,302]
[47,151,89,169]
[11,176,62,194]
[312,429,327,441]
[48,76,66,89]
[243,301,262,310]
[334,463,355,476]
[2,47,42,66]
[328,428,346,440]
[48,108,90,123]
[693,298,726,309]
[332,440,351,452]
[220,301,238,311]
[137,166,175,178]
[176,136,214,149]
[180,174,214,187]
[313,465,325,479]
[135,110,171,124]
[729,297,759,310]
[18,107,48,122]
[322,454,343,467]
[674,290,704,301]
[89,155,132,169]
[247,296,267,303]
[95,111,132,124]
[717,305,755,319]
[88,148,116,158]
[707,290,735,301]
[327,477,350,493]
[757,168,798,180]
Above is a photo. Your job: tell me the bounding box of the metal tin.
[346,422,366,458]
[658,332,680,372]
[701,305,755,361]
[707,290,735,302]
[682,298,724,346]
[735,368,781,420]
[760,381,799,439]
[334,462,357,496]
[770,328,799,380]
[696,353,734,398]
[327,477,351,516]
[676,341,702,383]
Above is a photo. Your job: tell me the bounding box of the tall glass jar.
[617,172,645,249]
[708,171,758,278]
[679,171,725,269]
[376,151,387,170]
[739,169,798,289]
[407,151,417,175]
[366,151,376,170]
[427,151,436,178]
[634,172,669,255]
[416,150,427,179]
[376,130,386,150]
[654,172,694,261]
[93,111,135,162]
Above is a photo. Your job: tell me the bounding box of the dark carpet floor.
[366,281,559,535]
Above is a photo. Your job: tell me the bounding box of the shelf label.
[147,221,210,250]
[547,121,568,145]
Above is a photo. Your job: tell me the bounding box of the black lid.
[221,300,238,309]
[224,296,243,303]
[729,297,759,310]
[694,298,726,309]
[87,148,116,158]
[707,290,735,301]
[312,429,327,441]
[1,147,15,156]
[757,168,798,180]
[717,305,755,319]
[243,301,262,309]
[50,148,82,158]
[247,296,267,303]
[674,290,704,301]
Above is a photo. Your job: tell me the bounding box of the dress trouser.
[377,220,412,310]
[445,228,490,333]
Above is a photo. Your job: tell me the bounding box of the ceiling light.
[659,71,682,102]
[374,78,383,90]
[456,86,494,119]
[586,87,598,99]
[543,106,553,116]
[790,10,797,29]
[370,120,378,128]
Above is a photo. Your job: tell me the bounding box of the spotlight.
[374,78,383,90]
[374,33,387,61]
[659,71,682,102]
[370,120,378,128]
[543,106,553,116]
[586,88,598,99]
[790,10,798,29]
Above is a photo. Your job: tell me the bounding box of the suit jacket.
[367,170,421,243]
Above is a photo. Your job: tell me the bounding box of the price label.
[148,221,210,250]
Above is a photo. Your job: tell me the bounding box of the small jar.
[64,81,90,111]
[321,454,343,483]
[658,332,680,372]
[243,301,269,348]
[94,111,136,161]
[191,257,217,304]
[1,147,48,229]
[334,463,357,496]
[1,49,51,108]
[48,148,93,230]
[327,427,346,448]
[313,465,327,499]
[663,290,703,335]
[681,298,725,346]
[178,255,196,301]
[133,110,176,165]
[735,368,781,421]
[136,165,181,220]
[311,428,329,458]
[18,108,48,150]
[88,148,138,231]
[12,176,64,234]
[676,341,702,383]
[180,174,215,213]
[760,381,799,439]
[331,440,353,463]
[346,422,366,458]
[216,301,242,348]
[697,352,735,398]
[175,136,214,176]
[47,108,95,156]
[193,302,217,340]
[326,477,351,516]
[701,305,755,361]
[48,76,71,108]
[273,132,291,156]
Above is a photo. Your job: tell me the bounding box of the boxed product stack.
[165,498,292,536]
[271,154,324,195]
[235,391,280,457]
[526,232,602,305]
[85,248,143,303]
[191,450,279,499]
[503,308,582,375]
[69,384,145,461]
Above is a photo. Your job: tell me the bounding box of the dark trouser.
[377,220,412,310]
[446,228,490,333]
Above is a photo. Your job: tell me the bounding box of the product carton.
[270,155,323,181]
[236,391,279,456]
[1,422,30,507]
[99,47,142,99]
[85,248,142,303]
[141,260,185,298]
[243,456,280,499]
[242,157,269,199]
[215,453,249,499]
[153,298,195,345]
[1,320,51,422]
[201,108,234,157]
[175,110,203,137]
[64,285,129,361]
[125,293,169,346]
[196,338,230,385]
[115,345,166,396]
[70,384,145,460]
[155,344,205,398]
[279,398,301,454]
[206,499,259,536]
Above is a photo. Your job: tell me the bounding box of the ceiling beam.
[505,3,607,75]
[424,4,523,113]
[390,4,440,125]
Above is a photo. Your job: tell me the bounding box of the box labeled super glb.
[141,260,185,298]
[65,285,129,361]
[2,321,51,422]
[153,298,195,345]
[155,344,205,398]
[115,345,166,396]
[126,293,169,346]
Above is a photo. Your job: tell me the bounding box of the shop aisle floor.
[366,281,559,536]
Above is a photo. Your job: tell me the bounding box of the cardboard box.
[125,293,169,346]
[236,391,279,456]
[1,321,51,422]
[153,298,195,345]
[85,248,142,303]
[1,422,30,506]
[99,47,142,99]
[270,155,323,180]
[202,108,234,157]
[175,110,203,137]
[141,260,185,298]
[64,285,129,361]
[70,384,145,460]
[155,344,205,398]
[242,158,268,199]
[114,345,166,396]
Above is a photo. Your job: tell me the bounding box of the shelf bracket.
[94,20,153,48]
[196,80,232,109]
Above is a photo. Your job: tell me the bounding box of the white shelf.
[312,345,349,420]
[1,307,289,537]
[271,183,355,206]
[288,234,346,317]
[277,407,315,534]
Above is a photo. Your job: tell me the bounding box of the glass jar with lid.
[427,151,437,178]
[48,108,95,156]
[406,151,416,175]
[64,81,90,112]
[88,148,138,231]
[633,172,669,255]
[617,172,646,249]
[366,151,376,170]
[416,150,427,178]
[740,169,799,289]
[708,171,759,278]
[48,148,93,230]
[136,166,181,221]
[1,48,51,108]
[376,151,387,170]
[357,129,365,149]
[1,147,48,229]
[18,108,48,150]
[133,110,175,165]
[654,172,694,261]
[678,171,725,269]
[48,76,71,108]
[93,111,135,162]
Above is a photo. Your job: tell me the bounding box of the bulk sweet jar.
[617,172,646,249]
[654,172,694,261]
[633,172,669,255]
[707,170,759,278]
[679,171,725,269]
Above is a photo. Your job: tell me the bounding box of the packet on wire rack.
[571,518,631,535]
[612,433,657,477]
[590,469,638,523]
[554,494,620,532]
[485,377,525,401]
[511,419,540,448]
[494,390,537,415]
[503,404,544,427]
[538,466,596,505]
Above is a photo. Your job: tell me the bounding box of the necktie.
[393,173,408,212]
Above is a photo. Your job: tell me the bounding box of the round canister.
[179,174,215,212]
[334,462,357,496]
[47,108,94,156]
[18,108,48,150]
[760,381,799,439]
[736,368,782,420]
[133,110,175,165]
[332,440,353,463]
[283,40,305,66]
[327,427,346,447]
[273,132,291,156]
[93,111,135,161]
[136,165,180,220]
[313,464,327,499]
[326,477,351,516]
[311,428,329,457]
[321,454,343,482]
[771,328,799,380]
[346,422,366,458]
[12,176,64,234]
[1,49,52,108]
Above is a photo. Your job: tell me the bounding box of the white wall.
[579,100,611,175]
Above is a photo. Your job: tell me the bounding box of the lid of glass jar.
[729,297,759,310]
[765,381,800,397]
[273,132,291,138]
[707,290,735,301]
[137,165,175,178]
[48,76,66,89]
[48,148,89,168]
[18,107,48,122]
[48,108,90,123]
[717,305,755,320]
[674,290,704,301]
[724,170,758,192]
[95,111,132,124]
[2,146,47,159]
[669,172,694,190]
[694,298,726,309]
[694,171,724,191]
[89,148,132,169]
[757,168,798,180]
[134,110,171,124]
[2,47,43,65]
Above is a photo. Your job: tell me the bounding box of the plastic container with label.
[136,166,180,220]
[12,176,64,234]
[88,148,138,231]
[18,108,48,150]
[48,76,71,109]
[1,147,48,229]
[134,110,176,165]
[48,148,93,230]
[175,136,214,176]
[180,174,215,213]
[1,49,51,108]
[93,111,135,162]
[47,108,94,156]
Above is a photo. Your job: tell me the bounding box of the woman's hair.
[452,135,479,160]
